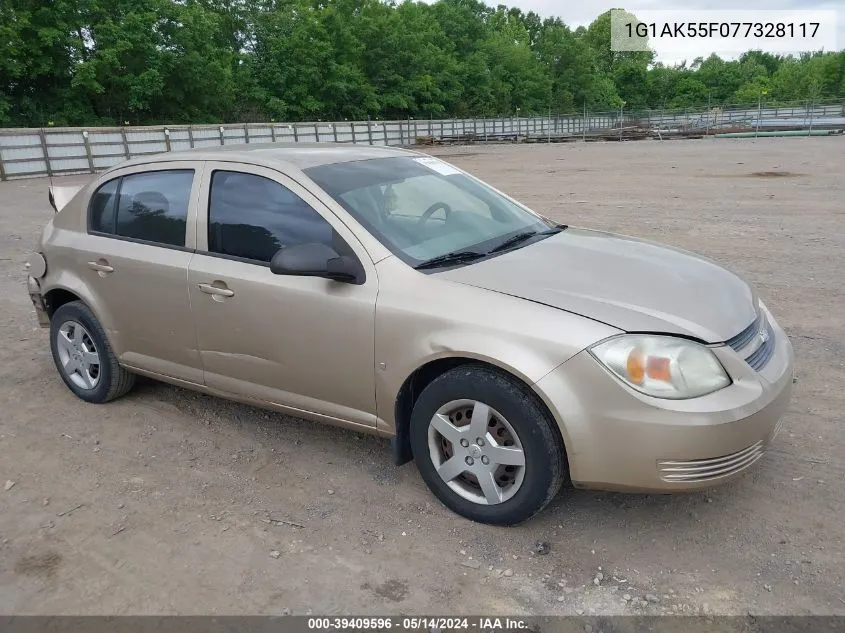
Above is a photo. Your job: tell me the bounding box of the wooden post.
[583,103,586,142]
[293,124,299,143]
[39,129,53,177]
[314,123,320,142]
[82,131,95,172]
[350,122,356,144]
[121,127,131,157]
[619,105,623,142]
[270,124,276,142]
[0,147,6,181]
[382,122,389,145]
[332,123,338,143]
[367,117,373,145]
[244,123,250,143]
[808,98,815,134]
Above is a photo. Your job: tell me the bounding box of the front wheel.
[410,365,567,525]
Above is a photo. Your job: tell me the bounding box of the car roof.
[108,143,420,173]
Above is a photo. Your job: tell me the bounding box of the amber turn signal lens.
[626,348,645,384]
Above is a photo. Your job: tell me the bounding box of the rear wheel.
[50,301,135,403]
[410,364,566,525]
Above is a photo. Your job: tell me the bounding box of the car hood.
[438,228,757,344]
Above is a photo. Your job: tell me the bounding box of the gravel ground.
[0,137,843,615]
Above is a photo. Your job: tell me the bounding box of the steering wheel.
[417,202,453,227]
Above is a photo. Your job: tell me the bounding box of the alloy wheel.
[427,399,526,505]
[55,320,101,390]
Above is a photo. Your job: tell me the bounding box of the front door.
[187,163,378,426]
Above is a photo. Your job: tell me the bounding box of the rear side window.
[116,171,194,247]
[89,169,194,248]
[208,170,334,263]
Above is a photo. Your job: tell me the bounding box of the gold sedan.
[27,145,794,524]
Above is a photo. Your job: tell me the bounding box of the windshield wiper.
[488,228,562,254]
[414,250,488,270]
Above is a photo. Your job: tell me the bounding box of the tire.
[49,301,135,403]
[410,364,566,525]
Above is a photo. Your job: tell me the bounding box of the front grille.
[726,311,776,371]
[658,441,765,483]
[726,313,764,350]
[745,323,776,370]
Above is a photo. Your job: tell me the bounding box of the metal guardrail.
[0,117,613,180]
[0,101,842,180]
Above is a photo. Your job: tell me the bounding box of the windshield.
[305,156,558,267]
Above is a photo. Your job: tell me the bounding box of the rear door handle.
[87,260,114,274]
[198,282,234,298]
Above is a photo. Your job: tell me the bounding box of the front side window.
[305,157,557,267]
[89,169,194,248]
[207,171,335,263]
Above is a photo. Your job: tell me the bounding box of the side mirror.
[269,243,364,284]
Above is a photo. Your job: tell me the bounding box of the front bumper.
[535,307,795,492]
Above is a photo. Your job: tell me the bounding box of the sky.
[433,0,844,65]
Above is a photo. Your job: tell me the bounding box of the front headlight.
[589,335,731,400]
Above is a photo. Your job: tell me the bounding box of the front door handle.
[87,259,114,274]
[198,282,234,298]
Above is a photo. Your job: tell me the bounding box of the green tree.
[483,7,552,115]
[1,0,843,127]
[0,0,90,125]
[536,19,621,112]
[355,0,461,118]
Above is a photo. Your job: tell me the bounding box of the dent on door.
[189,259,379,429]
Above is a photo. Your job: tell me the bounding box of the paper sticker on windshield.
[414,156,462,176]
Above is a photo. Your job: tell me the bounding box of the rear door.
[187,162,378,426]
[76,162,204,383]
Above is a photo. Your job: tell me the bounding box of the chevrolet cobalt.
[26,145,794,524]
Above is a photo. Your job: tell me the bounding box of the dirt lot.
[0,138,843,616]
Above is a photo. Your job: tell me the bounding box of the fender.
[376,325,576,434]
[41,272,122,355]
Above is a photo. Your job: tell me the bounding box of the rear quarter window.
[89,179,119,233]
